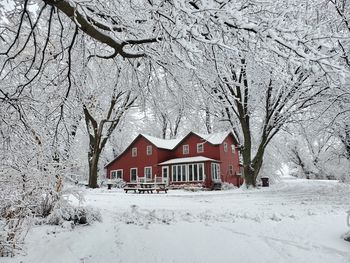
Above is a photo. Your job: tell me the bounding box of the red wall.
[106,136,161,181]
[219,135,242,186]
[172,133,220,159]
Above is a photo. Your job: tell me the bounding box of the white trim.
[183,144,189,155]
[211,163,221,180]
[130,167,138,182]
[171,163,205,182]
[159,156,219,165]
[146,145,152,155]
[110,169,123,179]
[196,143,204,153]
[144,166,152,180]
[231,144,235,154]
[223,142,228,152]
[132,147,137,157]
[161,166,169,184]
[229,165,233,175]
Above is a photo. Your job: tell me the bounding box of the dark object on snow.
[107,183,113,190]
[73,215,79,225]
[261,177,269,187]
[212,181,222,190]
[79,216,87,224]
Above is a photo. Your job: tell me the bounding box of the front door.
[130,168,138,182]
[162,166,169,185]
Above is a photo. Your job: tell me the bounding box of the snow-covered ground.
[4,178,350,263]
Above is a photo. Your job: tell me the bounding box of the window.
[130,168,138,181]
[183,144,189,154]
[146,145,152,155]
[132,147,137,157]
[111,169,123,179]
[229,165,233,175]
[224,142,228,152]
[231,144,235,154]
[172,163,205,182]
[197,143,204,153]
[211,163,221,181]
[144,167,152,180]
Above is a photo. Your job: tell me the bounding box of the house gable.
[172,132,221,160]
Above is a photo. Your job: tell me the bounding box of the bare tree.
[211,55,326,186]
[83,89,136,188]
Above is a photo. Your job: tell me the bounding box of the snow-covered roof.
[158,156,220,165]
[193,131,231,145]
[141,134,182,150]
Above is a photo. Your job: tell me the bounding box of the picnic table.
[124,182,138,193]
[138,182,155,194]
[123,180,168,194]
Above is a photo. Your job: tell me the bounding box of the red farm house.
[105,131,243,189]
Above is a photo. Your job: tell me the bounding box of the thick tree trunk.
[242,153,263,187]
[243,165,256,187]
[88,150,100,188]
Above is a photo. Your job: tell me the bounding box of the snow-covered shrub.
[183,183,205,191]
[46,204,102,226]
[221,182,238,190]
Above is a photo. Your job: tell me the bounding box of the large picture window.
[172,163,204,182]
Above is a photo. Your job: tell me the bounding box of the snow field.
[4,178,350,263]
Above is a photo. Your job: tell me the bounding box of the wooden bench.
[124,183,138,193]
[138,182,155,194]
[155,183,168,194]
[138,188,156,194]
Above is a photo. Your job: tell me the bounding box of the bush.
[46,205,102,226]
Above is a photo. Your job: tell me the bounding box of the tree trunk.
[243,165,256,187]
[88,150,100,188]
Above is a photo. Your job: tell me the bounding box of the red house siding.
[172,134,220,160]
[218,135,243,187]
[106,136,160,181]
[105,132,242,188]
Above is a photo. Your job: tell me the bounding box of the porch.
[158,156,221,189]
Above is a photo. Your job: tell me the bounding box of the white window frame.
[146,145,152,155]
[229,165,233,175]
[144,166,152,180]
[111,169,123,179]
[197,143,204,153]
[183,144,189,155]
[231,144,235,154]
[162,166,169,184]
[224,142,228,152]
[172,163,205,182]
[130,168,138,182]
[132,147,137,157]
[211,163,221,181]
